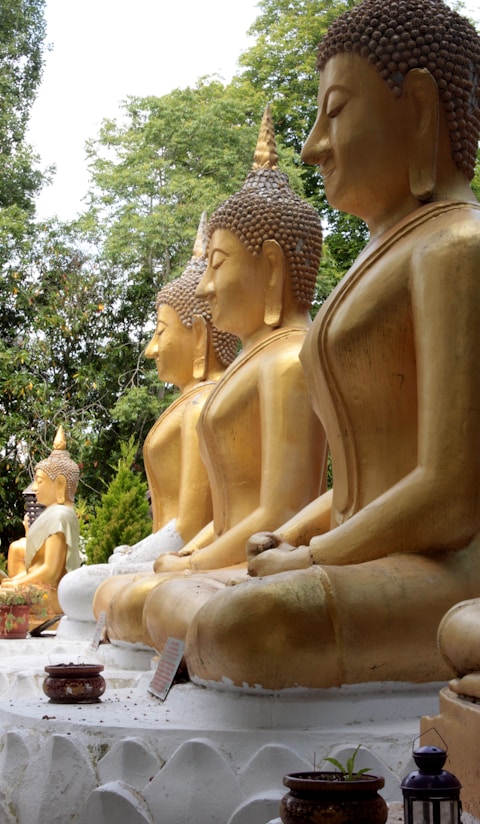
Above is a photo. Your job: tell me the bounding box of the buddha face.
[145,304,195,389]
[301,53,416,237]
[198,229,267,342]
[32,469,60,508]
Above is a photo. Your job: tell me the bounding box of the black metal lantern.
[401,744,462,824]
[23,482,45,527]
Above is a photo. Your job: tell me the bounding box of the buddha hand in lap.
[184,0,480,691]
[102,107,328,649]
[4,427,80,615]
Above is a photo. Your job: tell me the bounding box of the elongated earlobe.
[192,315,209,381]
[55,475,67,505]
[262,239,285,327]
[405,69,439,202]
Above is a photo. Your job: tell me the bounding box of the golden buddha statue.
[4,427,80,614]
[97,107,327,649]
[108,214,238,572]
[182,0,480,691]
[64,220,238,627]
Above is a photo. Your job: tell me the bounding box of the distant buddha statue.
[57,219,238,629]
[3,427,80,615]
[96,106,327,649]
[108,213,238,571]
[181,0,480,691]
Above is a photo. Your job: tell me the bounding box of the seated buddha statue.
[108,213,238,572]
[57,219,238,627]
[180,0,480,691]
[3,427,80,615]
[96,106,328,649]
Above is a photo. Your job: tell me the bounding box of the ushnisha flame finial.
[52,425,66,451]
[192,211,208,259]
[252,104,278,171]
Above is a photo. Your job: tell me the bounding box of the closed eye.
[327,102,345,119]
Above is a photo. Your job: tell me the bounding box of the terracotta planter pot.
[0,605,30,639]
[43,663,106,703]
[280,771,388,824]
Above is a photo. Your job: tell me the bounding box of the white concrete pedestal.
[0,637,439,823]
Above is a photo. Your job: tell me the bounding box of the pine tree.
[84,438,151,564]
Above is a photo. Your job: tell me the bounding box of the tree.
[0,216,167,551]
[83,80,267,283]
[0,0,48,212]
[84,438,152,565]
[0,0,52,552]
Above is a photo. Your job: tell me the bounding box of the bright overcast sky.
[27,0,480,222]
[27,0,260,221]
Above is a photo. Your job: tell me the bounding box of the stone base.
[0,637,454,824]
[422,687,480,823]
[0,637,445,823]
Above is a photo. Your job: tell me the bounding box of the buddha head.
[33,426,80,506]
[145,213,238,385]
[199,106,323,339]
[302,0,480,228]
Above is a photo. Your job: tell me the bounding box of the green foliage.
[82,80,267,284]
[84,438,152,565]
[325,746,372,780]
[0,0,49,212]
[471,152,480,201]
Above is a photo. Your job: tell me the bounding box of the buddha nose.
[301,117,331,166]
[196,268,214,298]
[144,335,157,359]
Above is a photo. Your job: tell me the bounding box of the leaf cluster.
[83,438,152,564]
[325,746,372,780]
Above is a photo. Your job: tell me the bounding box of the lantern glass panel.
[407,798,461,824]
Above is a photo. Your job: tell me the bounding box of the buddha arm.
[174,395,213,543]
[11,532,67,586]
[188,349,327,571]
[307,225,480,566]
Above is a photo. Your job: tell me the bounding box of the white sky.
[27,0,260,220]
[28,0,480,222]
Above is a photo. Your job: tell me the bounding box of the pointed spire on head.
[252,104,278,171]
[53,425,66,451]
[192,211,208,259]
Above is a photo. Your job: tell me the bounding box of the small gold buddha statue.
[98,106,328,649]
[183,0,480,691]
[4,427,80,614]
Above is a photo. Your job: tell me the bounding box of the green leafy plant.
[324,745,372,781]
[0,583,48,606]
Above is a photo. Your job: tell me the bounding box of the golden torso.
[143,383,214,539]
[303,200,480,529]
[200,327,323,536]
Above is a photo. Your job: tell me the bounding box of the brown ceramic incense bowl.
[43,663,105,703]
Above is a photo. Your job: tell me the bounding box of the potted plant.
[280,746,388,824]
[0,584,48,638]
